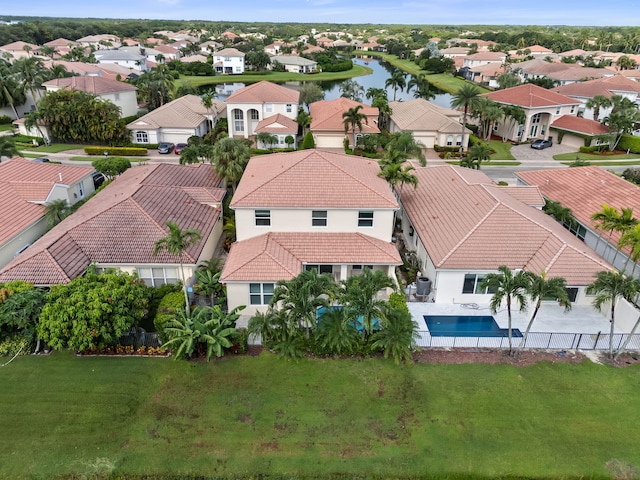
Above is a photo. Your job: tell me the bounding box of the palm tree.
[619,224,640,276]
[451,84,481,152]
[201,90,216,129]
[587,270,640,358]
[0,60,26,119]
[591,204,620,254]
[44,199,70,229]
[378,161,418,193]
[585,95,612,122]
[385,71,406,101]
[153,221,202,313]
[12,57,45,103]
[298,83,324,111]
[315,306,360,355]
[342,105,367,149]
[211,137,250,193]
[371,305,419,364]
[610,208,638,266]
[459,156,481,170]
[499,104,526,142]
[194,269,223,306]
[407,74,434,100]
[0,136,18,162]
[472,98,503,142]
[272,268,338,339]
[256,132,277,150]
[466,144,493,167]
[517,271,571,353]
[339,79,364,102]
[385,131,426,166]
[479,266,529,353]
[341,268,395,340]
[544,199,576,229]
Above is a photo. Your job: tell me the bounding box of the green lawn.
[0,124,14,132]
[489,139,516,161]
[177,64,373,89]
[24,143,87,153]
[554,152,640,162]
[1,352,639,479]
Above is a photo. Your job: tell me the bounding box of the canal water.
[213,57,453,109]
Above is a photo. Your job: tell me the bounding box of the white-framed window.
[78,180,85,199]
[233,109,244,132]
[352,265,373,271]
[456,135,462,146]
[250,110,259,120]
[446,135,453,146]
[286,104,293,113]
[224,57,231,61]
[358,211,374,227]
[462,274,498,294]
[255,209,271,226]
[114,93,120,101]
[250,282,274,305]
[135,131,149,143]
[137,267,179,287]
[265,103,274,113]
[570,105,576,114]
[555,107,561,114]
[235,66,242,72]
[304,264,333,274]
[312,210,327,227]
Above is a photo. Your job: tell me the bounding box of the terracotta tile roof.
[497,186,545,207]
[214,47,244,57]
[389,99,469,134]
[400,165,610,285]
[516,166,640,257]
[44,38,78,47]
[550,115,609,135]
[254,113,298,134]
[231,149,397,210]
[553,74,640,98]
[0,164,223,286]
[42,76,137,94]
[0,157,95,247]
[310,97,379,134]
[181,54,209,63]
[220,232,401,282]
[127,94,222,130]
[226,81,299,104]
[0,41,39,52]
[465,52,505,61]
[42,60,104,76]
[482,84,580,108]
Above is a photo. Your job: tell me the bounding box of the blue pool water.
[424,315,522,337]
[317,306,380,332]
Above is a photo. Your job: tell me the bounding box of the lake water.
[213,58,453,109]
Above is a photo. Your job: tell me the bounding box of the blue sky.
[4,0,640,26]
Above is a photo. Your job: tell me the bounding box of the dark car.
[530,138,553,150]
[31,157,50,162]
[158,142,175,154]
[92,171,106,189]
[174,143,188,155]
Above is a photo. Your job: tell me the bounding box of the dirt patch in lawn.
[412,348,586,366]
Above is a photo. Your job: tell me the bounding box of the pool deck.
[409,302,615,334]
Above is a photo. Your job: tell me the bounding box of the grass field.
[489,139,516,161]
[0,124,14,132]
[1,352,639,479]
[22,144,87,153]
[554,152,640,162]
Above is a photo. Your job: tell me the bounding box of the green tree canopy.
[91,156,131,179]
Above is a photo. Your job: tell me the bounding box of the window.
[565,287,579,302]
[250,110,259,120]
[78,180,85,199]
[137,267,179,287]
[255,210,271,226]
[304,264,333,274]
[135,131,149,143]
[114,93,120,101]
[312,210,327,227]
[555,107,561,115]
[456,135,462,146]
[250,283,274,305]
[563,220,586,242]
[224,56,231,61]
[570,105,576,114]
[462,274,497,294]
[286,104,293,113]
[233,109,244,132]
[352,265,373,271]
[235,66,242,73]
[358,211,374,227]
[266,103,274,113]
[446,135,453,146]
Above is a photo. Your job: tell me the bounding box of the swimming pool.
[317,306,380,332]
[424,315,523,337]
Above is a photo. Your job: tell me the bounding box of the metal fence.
[116,332,162,348]
[415,331,640,351]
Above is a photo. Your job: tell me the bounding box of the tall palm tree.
[585,95,612,122]
[385,131,426,166]
[0,60,26,119]
[342,105,367,149]
[385,71,406,101]
[517,271,571,353]
[451,84,481,152]
[0,136,18,162]
[480,266,529,353]
[619,224,640,276]
[465,144,493,168]
[341,268,395,340]
[499,104,526,142]
[587,270,640,358]
[211,137,250,193]
[407,74,434,100]
[611,208,638,266]
[472,97,503,142]
[377,161,418,193]
[11,57,45,103]
[591,204,620,254]
[153,221,202,313]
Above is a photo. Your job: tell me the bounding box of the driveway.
[510,143,575,165]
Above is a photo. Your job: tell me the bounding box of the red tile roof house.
[516,166,640,277]
[397,165,612,311]
[309,97,379,149]
[0,164,225,288]
[482,84,581,142]
[41,76,139,118]
[220,149,402,318]
[253,114,299,149]
[0,157,96,270]
[225,81,299,140]
[548,115,609,149]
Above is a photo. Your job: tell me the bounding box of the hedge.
[618,134,640,154]
[0,115,12,125]
[579,146,600,153]
[84,146,148,156]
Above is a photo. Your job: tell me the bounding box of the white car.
[632,129,640,137]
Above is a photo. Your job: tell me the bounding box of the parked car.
[158,142,175,154]
[92,171,106,189]
[31,157,50,162]
[632,129,640,137]
[174,143,188,154]
[531,138,553,150]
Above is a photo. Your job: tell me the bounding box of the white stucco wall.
[0,217,47,269]
[234,208,396,242]
[227,101,298,138]
[101,90,139,118]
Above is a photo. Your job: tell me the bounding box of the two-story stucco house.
[93,49,148,72]
[213,48,245,74]
[220,149,402,317]
[481,84,581,142]
[225,81,299,139]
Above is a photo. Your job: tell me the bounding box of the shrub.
[301,131,315,149]
[84,146,148,156]
[230,328,249,354]
[622,168,640,186]
[618,134,640,154]
[388,291,409,314]
[0,333,31,357]
[0,115,12,125]
[154,291,186,341]
[468,134,488,148]
[579,146,600,153]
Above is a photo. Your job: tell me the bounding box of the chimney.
[58,172,63,182]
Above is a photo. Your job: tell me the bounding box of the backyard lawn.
[1,352,639,479]
[489,139,516,161]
